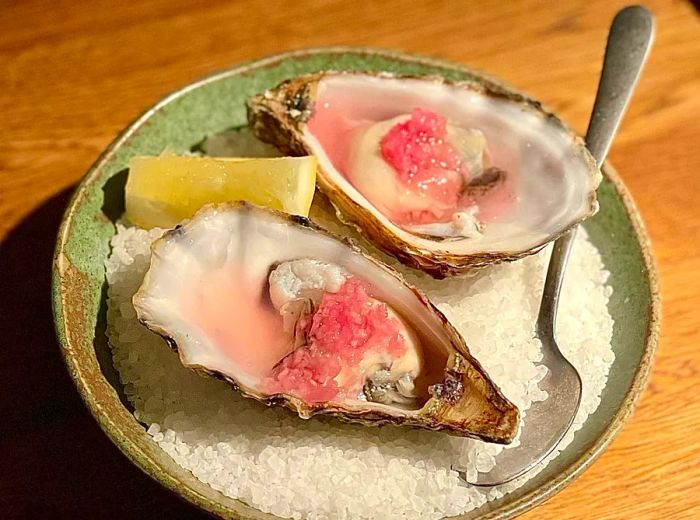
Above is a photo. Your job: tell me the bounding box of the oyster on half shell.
[133,202,519,443]
[247,72,601,277]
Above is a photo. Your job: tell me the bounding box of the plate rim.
[52,46,661,520]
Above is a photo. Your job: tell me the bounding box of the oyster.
[133,202,518,443]
[247,72,601,277]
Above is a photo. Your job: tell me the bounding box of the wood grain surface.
[1,1,698,518]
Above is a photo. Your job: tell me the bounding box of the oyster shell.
[247,72,601,277]
[133,202,519,443]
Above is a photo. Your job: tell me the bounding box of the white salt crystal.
[104,210,616,520]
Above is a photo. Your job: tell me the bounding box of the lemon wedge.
[125,154,317,229]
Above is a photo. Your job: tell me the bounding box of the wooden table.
[1,0,698,518]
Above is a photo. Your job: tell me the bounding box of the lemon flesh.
[125,155,317,229]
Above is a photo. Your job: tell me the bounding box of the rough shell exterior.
[247,72,600,278]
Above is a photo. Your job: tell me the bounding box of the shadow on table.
[0,188,207,519]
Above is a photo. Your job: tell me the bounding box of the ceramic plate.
[52,48,660,519]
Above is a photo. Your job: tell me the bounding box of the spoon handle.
[586,5,656,166]
[537,5,654,337]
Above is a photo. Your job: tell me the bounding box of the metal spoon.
[458,5,655,487]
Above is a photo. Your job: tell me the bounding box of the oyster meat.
[248,72,601,277]
[133,202,519,443]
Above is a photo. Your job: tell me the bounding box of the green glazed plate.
[52,48,660,519]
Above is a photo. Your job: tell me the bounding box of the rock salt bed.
[105,203,614,520]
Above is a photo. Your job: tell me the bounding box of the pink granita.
[265,278,406,403]
[380,108,465,209]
